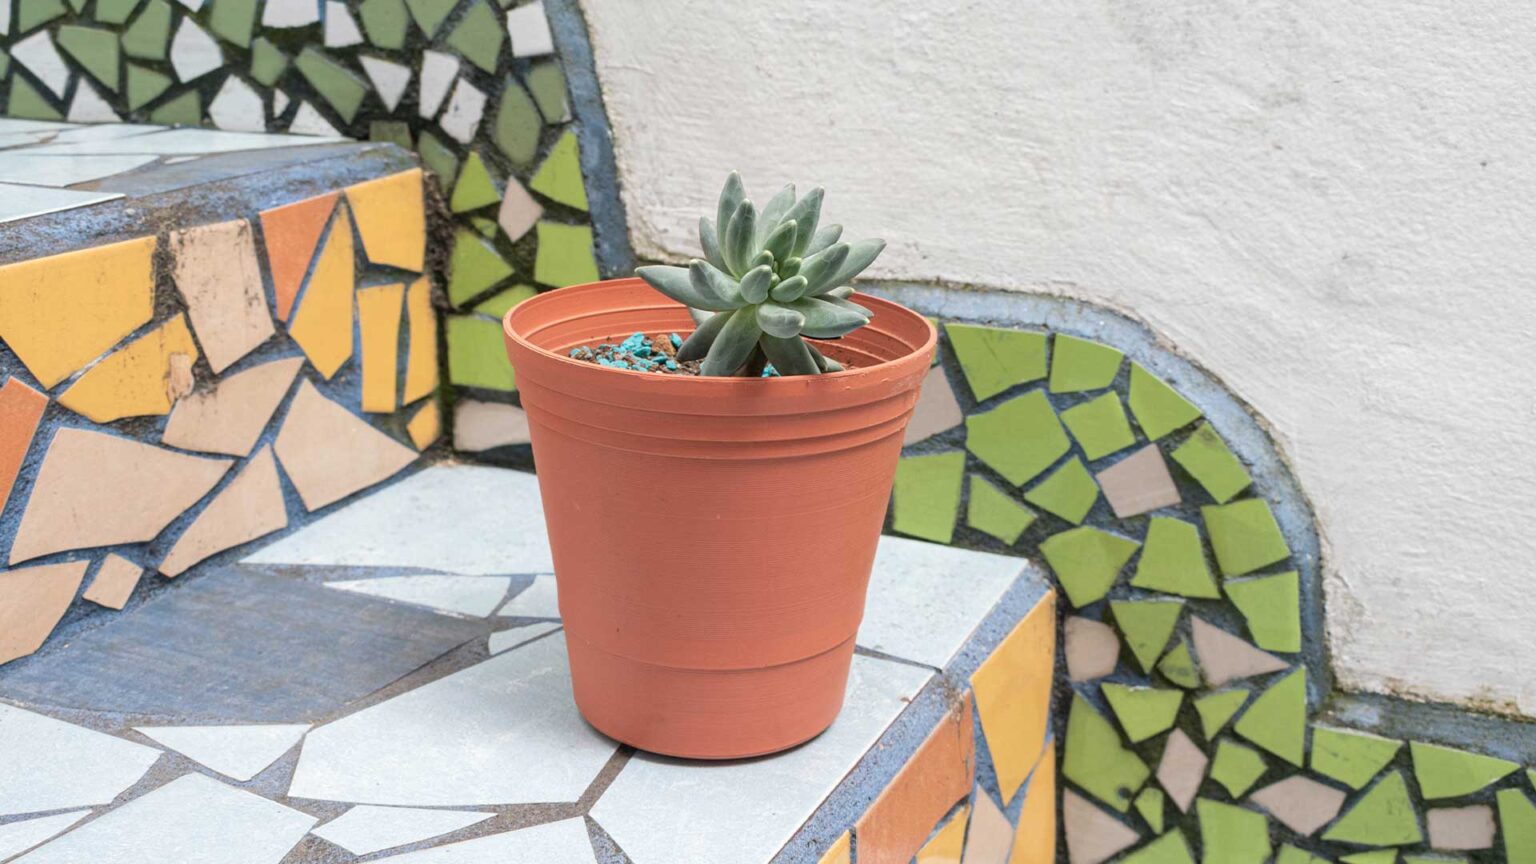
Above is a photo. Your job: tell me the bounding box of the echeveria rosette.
[635,172,886,376]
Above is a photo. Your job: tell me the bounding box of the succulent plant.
[635,173,885,376]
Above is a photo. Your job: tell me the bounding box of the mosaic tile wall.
[884,308,1536,863]
[0,162,434,668]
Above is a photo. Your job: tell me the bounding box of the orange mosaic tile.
[169,218,275,373]
[0,561,88,665]
[357,282,405,413]
[260,190,340,322]
[82,553,144,610]
[1008,741,1057,864]
[58,314,200,423]
[401,276,439,404]
[273,380,416,511]
[159,447,289,577]
[161,357,304,457]
[0,377,47,514]
[970,590,1056,804]
[288,208,356,379]
[346,169,425,272]
[0,236,156,389]
[856,698,977,864]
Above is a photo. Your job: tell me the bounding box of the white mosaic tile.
[273,90,292,117]
[590,655,931,864]
[171,18,223,82]
[326,574,513,618]
[209,76,267,132]
[369,818,595,863]
[324,0,364,47]
[289,102,340,136]
[11,774,317,864]
[262,0,319,26]
[134,724,310,782]
[247,464,553,576]
[11,31,70,96]
[361,56,412,112]
[0,811,89,861]
[857,535,1026,667]
[488,623,561,655]
[19,128,343,156]
[66,85,121,123]
[0,0,9,35]
[497,575,558,618]
[506,1,554,58]
[418,50,457,119]
[0,154,156,187]
[439,78,486,144]
[288,633,616,805]
[311,805,496,856]
[0,183,121,223]
[175,0,203,9]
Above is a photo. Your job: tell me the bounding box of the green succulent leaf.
[723,199,757,275]
[756,301,805,338]
[739,265,774,304]
[825,295,873,317]
[789,296,869,338]
[701,307,763,375]
[798,243,850,296]
[806,224,842,256]
[762,219,798,264]
[716,172,745,255]
[748,249,776,272]
[784,187,824,257]
[769,274,809,303]
[826,238,885,288]
[806,342,844,372]
[638,264,733,311]
[687,260,748,310]
[677,309,732,361]
[759,333,819,375]
[699,217,727,271]
[756,184,796,244]
[780,257,802,278]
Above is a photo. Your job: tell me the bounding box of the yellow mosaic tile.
[0,236,156,388]
[346,168,425,272]
[357,283,404,413]
[970,589,1056,804]
[407,400,441,450]
[816,831,851,864]
[916,804,970,864]
[1009,740,1057,864]
[58,314,199,423]
[402,276,439,403]
[288,209,355,379]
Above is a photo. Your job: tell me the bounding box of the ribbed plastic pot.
[503,278,935,759]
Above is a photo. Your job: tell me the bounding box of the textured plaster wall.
[579,1,1536,715]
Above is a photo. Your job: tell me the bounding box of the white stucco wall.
[578,1,1536,714]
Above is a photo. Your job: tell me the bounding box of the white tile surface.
[857,535,1027,668]
[370,818,595,863]
[11,774,317,864]
[506,1,554,58]
[0,120,74,133]
[439,78,486,144]
[11,31,69,96]
[262,0,319,27]
[0,811,90,861]
[312,805,495,856]
[488,623,561,655]
[171,18,223,81]
[590,655,932,864]
[21,128,344,156]
[43,123,162,144]
[288,633,616,805]
[324,0,364,47]
[326,574,513,618]
[134,724,310,782]
[247,464,553,576]
[0,0,9,35]
[66,86,121,123]
[289,102,340,136]
[497,575,558,618]
[361,56,411,113]
[0,153,157,187]
[0,703,161,814]
[209,77,267,132]
[418,51,457,119]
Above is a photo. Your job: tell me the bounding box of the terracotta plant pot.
[502,278,935,759]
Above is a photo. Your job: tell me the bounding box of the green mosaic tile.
[17,0,66,32]
[1311,726,1403,791]
[359,0,408,48]
[526,60,569,123]
[493,78,541,166]
[1102,684,1183,743]
[125,63,171,110]
[1063,693,1150,812]
[1129,362,1201,441]
[471,216,498,237]
[1225,571,1300,652]
[944,323,1046,401]
[370,120,412,149]
[1210,738,1268,797]
[1196,798,1270,864]
[95,0,141,25]
[208,0,258,46]
[447,0,504,73]
[1060,392,1137,460]
[1119,832,1194,864]
[1233,667,1306,766]
[473,284,537,318]
[1529,769,1536,791]
[963,390,1070,486]
[405,0,454,36]
[448,229,514,306]
[67,0,85,13]
[295,47,367,122]
[1410,741,1518,800]
[0,49,9,78]
[1498,788,1536,864]
[966,474,1036,544]
[1109,598,1181,673]
[1157,637,1200,689]
[1402,857,1463,864]
[891,452,965,543]
[7,78,62,120]
[529,130,589,211]
[417,130,460,191]
[1202,498,1290,577]
[1042,527,1139,608]
[1340,852,1400,864]
[447,315,516,391]
[121,0,172,60]
[1171,423,1251,503]
[249,37,288,87]
[533,221,599,287]
[451,151,500,213]
[1194,689,1250,740]
[1276,845,1330,864]
[1135,788,1166,834]
[57,25,121,91]
[1023,456,1099,524]
[1132,517,1218,599]
[1322,771,1423,846]
[150,90,201,125]
[1049,334,1123,394]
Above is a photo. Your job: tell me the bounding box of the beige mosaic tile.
[904,364,965,445]
[497,175,543,241]
[82,553,143,610]
[169,219,275,373]
[160,447,289,577]
[1065,615,1119,682]
[0,561,88,664]
[1063,788,1138,864]
[1250,775,1346,836]
[453,399,531,451]
[1427,805,1495,850]
[1190,616,1288,687]
[273,380,416,511]
[161,356,304,456]
[960,792,1013,864]
[10,428,232,564]
[57,314,200,423]
[1156,728,1208,813]
[1095,444,1181,518]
